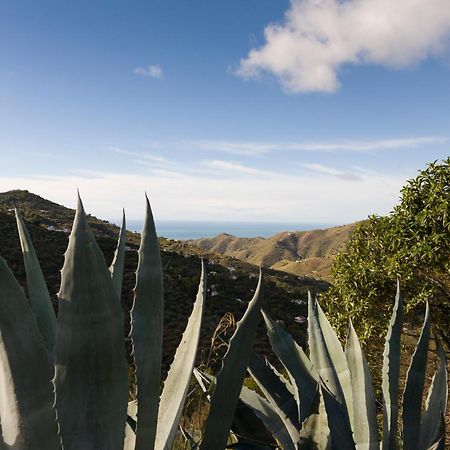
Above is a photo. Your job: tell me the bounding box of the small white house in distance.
[294,316,307,324]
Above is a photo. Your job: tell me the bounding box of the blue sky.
[0,0,449,223]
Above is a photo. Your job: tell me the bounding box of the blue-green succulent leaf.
[402,302,431,450]
[109,209,127,299]
[345,320,378,450]
[200,270,264,450]
[0,257,61,450]
[155,260,206,450]
[381,281,403,450]
[54,195,128,450]
[130,195,164,450]
[15,207,56,361]
[262,311,318,423]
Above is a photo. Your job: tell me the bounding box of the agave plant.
[202,287,448,449]
[0,195,264,450]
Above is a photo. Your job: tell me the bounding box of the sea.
[118,220,338,240]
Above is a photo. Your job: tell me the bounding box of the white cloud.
[195,136,447,155]
[301,163,363,181]
[237,0,450,93]
[205,160,279,176]
[134,64,163,78]
[109,146,170,164]
[0,168,406,224]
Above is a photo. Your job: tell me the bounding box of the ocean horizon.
[114,220,341,240]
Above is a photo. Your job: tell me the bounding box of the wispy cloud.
[0,167,406,223]
[237,0,450,93]
[109,146,169,165]
[204,160,279,176]
[301,163,363,181]
[134,64,163,78]
[195,136,447,155]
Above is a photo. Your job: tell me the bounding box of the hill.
[0,190,329,373]
[187,223,355,281]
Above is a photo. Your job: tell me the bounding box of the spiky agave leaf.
[298,386,331,450]
[109,209,127,299]
[54,195,128,450]
[239,386,296,450]
[248,353,300,444]
[402,302,431,450]
[345,320,378,450]
[419,339,448,449]
[129,195,164,450]
[261,311,318,423]
[0,257,61,450]
[307,294,353,419]
[15,208,56,361]
[307,295,355,449]
[200,270,264,450]
[381,282,403,450]
[154,260,206,450]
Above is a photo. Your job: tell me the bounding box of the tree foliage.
[322,158,450,350]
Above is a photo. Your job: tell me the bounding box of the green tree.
[322,158,450,351]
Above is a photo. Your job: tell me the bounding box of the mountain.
[0,190,329,373]
[187,223,355,281]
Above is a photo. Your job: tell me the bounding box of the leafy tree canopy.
[322,158,450,351]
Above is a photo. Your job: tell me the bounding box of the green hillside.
[0,190,328,374]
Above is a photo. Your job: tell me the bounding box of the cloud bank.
[237,0,450,93]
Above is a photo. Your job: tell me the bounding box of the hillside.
[187,223,356,281]
[0,190,329,374]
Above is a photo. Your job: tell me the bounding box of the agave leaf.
[321,386,356,450]
[124,401,138,450]
[154,260,206,450]
[130,195,164,450]
[402,302,431,450]
[248,353,300,443]
[200,270,264,450]
[262,311,318,423]
[345,320,378,450]
[193,369,274,447]
[298,386,331,450]
[54,195,128,450]
[307,293,352,425]
[381,281,403,450]
[419,339,448,449]
[239,386,296,450]
[109,209,127,299]
[0,257,61,450]
[15,208,56,361]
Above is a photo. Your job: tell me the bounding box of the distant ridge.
[187,223,356,280]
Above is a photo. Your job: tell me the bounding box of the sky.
[0,0,449,224]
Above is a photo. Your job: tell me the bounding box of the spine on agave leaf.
[15,208,56,361]
[345,320,378,450]
[261,311,318,424]
[129,194,164,450]
[109,209,127,299]
[154,260,206,450]
[381,281,403,450]
[418,339,448,449]
[200,269,264,450]
[54,195,128,450]
[402,302,431,450]
[0,257,61,450]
